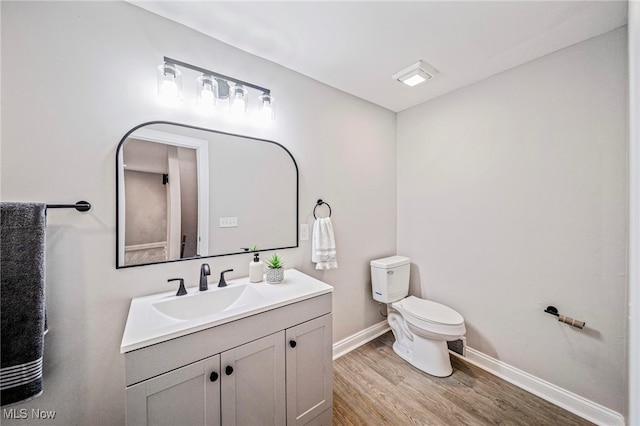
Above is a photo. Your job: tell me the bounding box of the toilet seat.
[391,296,466,340]
[400,296,464,326]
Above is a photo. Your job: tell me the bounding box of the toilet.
[370,255,465,377]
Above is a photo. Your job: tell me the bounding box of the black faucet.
[218,269,234,287]
[200,264,211,291]
[168,278,187,296]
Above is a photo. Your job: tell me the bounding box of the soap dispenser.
[249,252,264,283]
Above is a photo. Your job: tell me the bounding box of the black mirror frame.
[115,121,299,269]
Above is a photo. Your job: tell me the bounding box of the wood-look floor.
[332,332,593,426]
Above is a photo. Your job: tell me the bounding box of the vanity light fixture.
[157,57,275,122]
[392,60,439,87]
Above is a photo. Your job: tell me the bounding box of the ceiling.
[131,1,628,113]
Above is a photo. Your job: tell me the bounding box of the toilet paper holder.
[544,305,585,329]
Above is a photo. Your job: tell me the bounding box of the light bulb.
[198,89,215,113]
[258,93,275,123]
[197,74,216,113]
[157,63,181,106]
[260,104,273,121]
[229,84,248,119]
[160,80,178,99]
[229,97,246,118]
[200,88,214,103]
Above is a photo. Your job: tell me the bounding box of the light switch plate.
[219,217,238,228]
[300,224,309,241]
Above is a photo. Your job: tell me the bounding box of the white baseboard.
[453,347,625,426]
[333,323,624,425]
[332,321,390,360]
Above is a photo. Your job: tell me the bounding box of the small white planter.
[266,267,284,284]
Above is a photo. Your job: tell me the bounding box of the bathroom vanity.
[120,269,333,426]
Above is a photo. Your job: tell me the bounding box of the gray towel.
[0,202,47,406]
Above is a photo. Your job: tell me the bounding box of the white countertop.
[120,269,333,353]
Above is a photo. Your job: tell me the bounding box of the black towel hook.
[313,199,332,219]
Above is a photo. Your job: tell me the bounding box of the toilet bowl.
[370,256,466,377]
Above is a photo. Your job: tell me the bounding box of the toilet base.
[392,336,453,377]
[388,310,455,378]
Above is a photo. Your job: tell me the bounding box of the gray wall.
[0,2,396,424]
[397,28,628,414]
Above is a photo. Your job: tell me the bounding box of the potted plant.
[265,253,284,284]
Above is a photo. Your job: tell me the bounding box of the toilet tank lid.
[370,255,410,268]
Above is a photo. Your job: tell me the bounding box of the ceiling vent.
[392,60,439,87]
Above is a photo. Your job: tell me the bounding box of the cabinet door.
[221,331,286,426]
[286,314,333,425]
[125,355,221,426]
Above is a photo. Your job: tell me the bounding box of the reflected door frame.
[118,128,210,262]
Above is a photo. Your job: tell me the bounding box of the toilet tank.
[370,256,411,303]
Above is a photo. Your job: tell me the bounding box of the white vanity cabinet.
[123,288,333,426]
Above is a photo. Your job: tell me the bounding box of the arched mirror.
[116,122,298,268]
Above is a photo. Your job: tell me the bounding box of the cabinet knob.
[289,340,297,348]
[225,365,234,375]
[209,371,219,382]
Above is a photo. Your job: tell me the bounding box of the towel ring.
[313,199,332,219]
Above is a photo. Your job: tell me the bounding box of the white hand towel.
[312,217,338,270]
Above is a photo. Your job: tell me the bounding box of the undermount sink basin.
[152,284,266,321]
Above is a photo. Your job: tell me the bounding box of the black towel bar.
[313,199,332,219]
[46,201,91,212]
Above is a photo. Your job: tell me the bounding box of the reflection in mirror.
[116,122,298,268]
